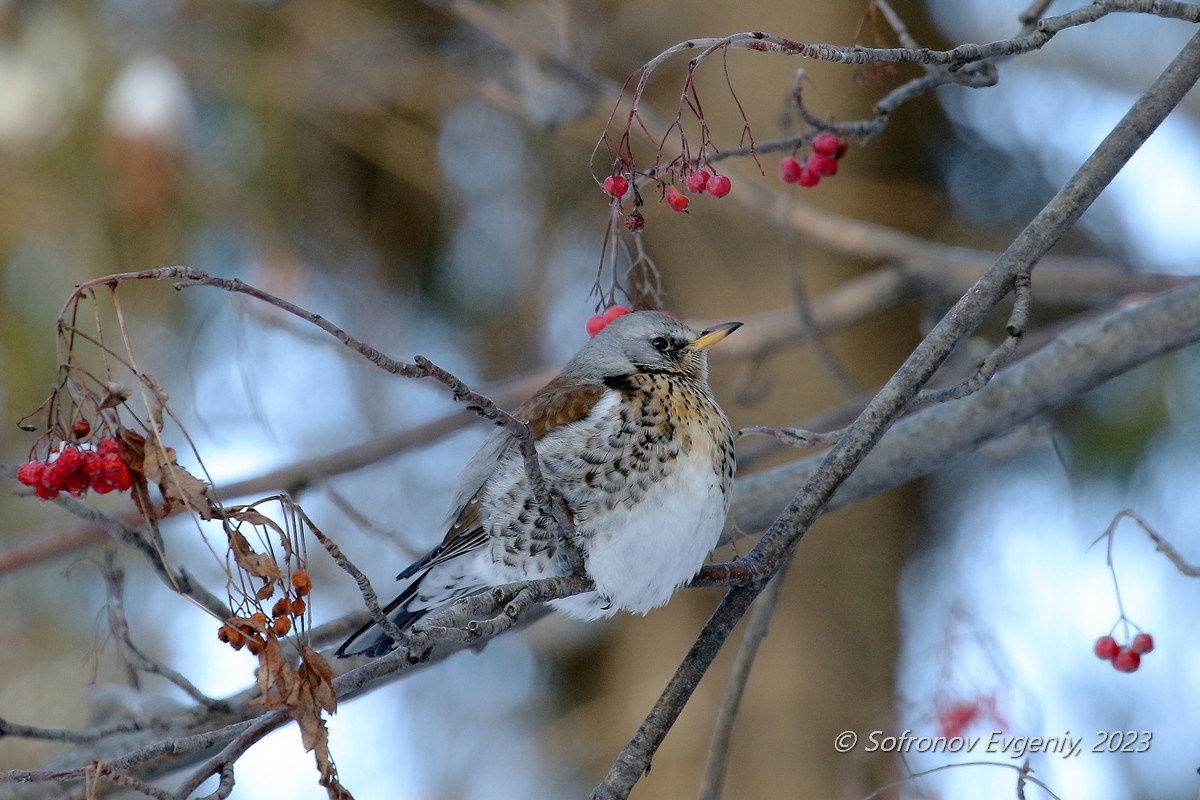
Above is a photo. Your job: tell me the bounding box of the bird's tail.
[334,582,430,659]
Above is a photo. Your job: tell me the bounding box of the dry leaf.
[142,438,212,519]
[116,428,155,520]
[229,531,284,581]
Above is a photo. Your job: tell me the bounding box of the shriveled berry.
[807,153,838,177]
[603,305,631,323]
[624,210,645,233]
[835,142,849,160]
[272,597,291,618]
[1131,632,1155,655]
[17,461,46,487]
[603,175,629,198]
[812,132,840,158]
[291,569,312,596]
[586,314,607,337]
[289,598,307,616]
[1112,647,1141,673]
[707,175,732,198]
[1093,635,1119,661]
[686,169,710,193]
[273,616,292,636]
[72,419,91,439]
[665,185,689,212]
[798,166,820,187]
[778,156,803,183]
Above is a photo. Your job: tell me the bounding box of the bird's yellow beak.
[690,321,743,351]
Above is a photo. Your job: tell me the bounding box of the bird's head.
[566,311,742,383]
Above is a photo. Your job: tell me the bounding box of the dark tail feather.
[335,583,430,659]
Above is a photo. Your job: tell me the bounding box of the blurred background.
[1,1,1198,798]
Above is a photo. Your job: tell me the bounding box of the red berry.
[812,132,840,158]
[603,175,629,198]
[53,446,82,473]
[807,153,838,177]
[586,315,607,337]
[34,483,60,500]
[707,175,731,198]
[17,461,46,487]
[665,185,689,212]
[72,419,91,438]
[778,156,803,183]
[1131,633,1155,655]
[97,438,119,456]
[835,142,849,160]
[100,453,133,491]
[82,451,104,476]
[624,210,644,233]
[1093,635,1120,661]
[798,167,820,187]
[1112,647,1141,673]
[91,477,115,495]
[686,169,710,193]
[603,305,631,323]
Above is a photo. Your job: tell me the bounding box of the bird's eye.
[650,335,671,352]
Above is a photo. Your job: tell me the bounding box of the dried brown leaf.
[142,438,212,519]
[229,531,284,581]
[116,428,155,520]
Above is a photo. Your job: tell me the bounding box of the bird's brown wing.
[400,377,607,577]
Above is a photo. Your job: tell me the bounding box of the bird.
[336,311,741,658]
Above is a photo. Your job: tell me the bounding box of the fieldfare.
[337,311,741,658]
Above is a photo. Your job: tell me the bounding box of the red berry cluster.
[586,304,631,337]
[778,132,849,188]
[1094,632,1154,673]
[682,169,731,200]
[16,439,133,500]
[601,169,732,220]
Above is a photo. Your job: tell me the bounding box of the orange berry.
[291,570,312,597]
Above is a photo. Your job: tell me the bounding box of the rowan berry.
[666,185,689,212]
[807,153,838,177]
[798,167,820,187]
[586,315,607,337]
[1131,632,1155,655]
[812,132,840,158]
[603,305,631,323]
[624,210,644,233]
[778,156,803,184]
[17,461,45,487]
[707,175,732,198]
[72,419,91,439]
[603,175,629,198]
[686,169,710,193]
[1093,635,1119,660]
[1112,647,1141,673]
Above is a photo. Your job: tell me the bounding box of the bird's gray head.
[565,311,741,383]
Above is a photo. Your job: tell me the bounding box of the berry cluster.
[1093,632,1154,673]
[218,569,312,655]
[17,439,133,500]
[778,132,849,189]
[601,168,732,219]
[586,304,631,337]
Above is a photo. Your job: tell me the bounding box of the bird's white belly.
[551,448,727,620]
